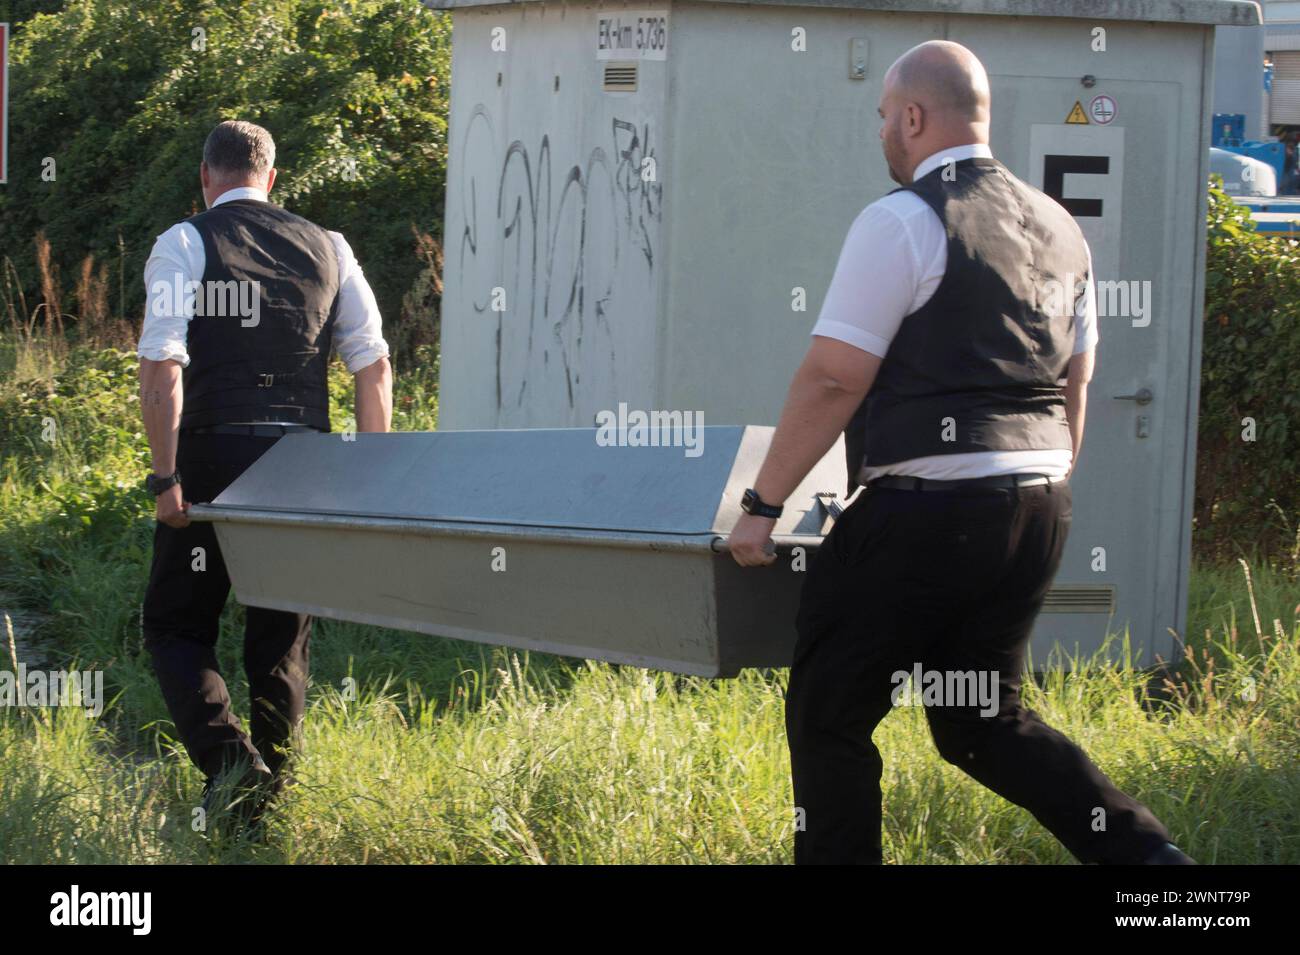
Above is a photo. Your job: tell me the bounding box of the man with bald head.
[726,41,1192,865]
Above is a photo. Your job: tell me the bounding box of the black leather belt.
[868,473,1067,492]
[184,424,320,437]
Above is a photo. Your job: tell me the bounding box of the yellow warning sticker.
[1065,101,1089,124]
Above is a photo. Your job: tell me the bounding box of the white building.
[1214,1,1300,136]
[1263,0,1300,128]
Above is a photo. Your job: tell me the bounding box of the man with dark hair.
[137,119,393,834]
[726,42,1193,866]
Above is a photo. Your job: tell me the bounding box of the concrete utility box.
[428,0,1260,669]
[190,428,841,677]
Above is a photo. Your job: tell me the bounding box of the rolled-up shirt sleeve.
[809,201,925,359]
[329,231,390,373]
[138,224,201,366]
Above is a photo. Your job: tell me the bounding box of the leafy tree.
[0,0,449,361]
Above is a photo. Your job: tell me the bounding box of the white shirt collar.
[211,185,269,208]
[912,143,994,182]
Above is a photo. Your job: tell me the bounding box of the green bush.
[1197,177,1300,564]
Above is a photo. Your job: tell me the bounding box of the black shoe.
[1141,842,1197,864]
[200,754,274,842]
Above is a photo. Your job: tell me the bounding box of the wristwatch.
[144,469,182,496]
[740,488,783,519]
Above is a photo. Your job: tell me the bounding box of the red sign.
[1,23,8,184]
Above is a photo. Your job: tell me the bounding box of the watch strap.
[145,469,182,496]
[741,488,784,519]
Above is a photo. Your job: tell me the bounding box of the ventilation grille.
[1041,585,1115,614]
[603,62,638,92]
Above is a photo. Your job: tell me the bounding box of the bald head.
[889,40,990,124]
[877,41,992,185]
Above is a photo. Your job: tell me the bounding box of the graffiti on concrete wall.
[455,105,663,422]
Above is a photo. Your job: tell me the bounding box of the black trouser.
[786,479,1172,864]
[142,432,311,783]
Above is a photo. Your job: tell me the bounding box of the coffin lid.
[206,426,834,537]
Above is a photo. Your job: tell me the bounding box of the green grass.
[1,338,1297,864]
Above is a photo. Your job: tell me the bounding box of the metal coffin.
[188,426,844,677]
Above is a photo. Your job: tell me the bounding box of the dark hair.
[202,120,275,181]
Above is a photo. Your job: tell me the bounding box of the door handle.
[1112,387,1154,405]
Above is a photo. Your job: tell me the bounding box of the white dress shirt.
[137,186,390,382]
[811,143,1100,481]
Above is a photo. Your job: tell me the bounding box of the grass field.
[2,336,1297,864]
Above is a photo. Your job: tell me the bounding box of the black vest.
[844,157,1088,492]
[180,198,340,431]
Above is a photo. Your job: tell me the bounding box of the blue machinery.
[1211,113,1287,181]
[1212,114,1298,235]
